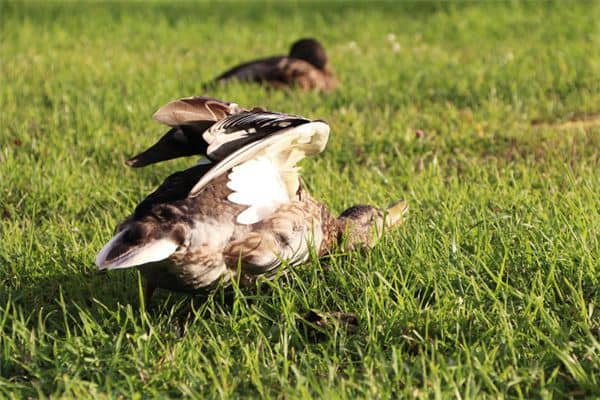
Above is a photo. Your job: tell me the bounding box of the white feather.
[189,121,330,198]
[226,157,289,224]
[205,130,251,159]
[95,230,178,270]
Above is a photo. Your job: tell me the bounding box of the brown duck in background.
[96,104,406,303]
[210,38,337,92]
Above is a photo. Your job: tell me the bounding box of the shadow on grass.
[3,270,136,314]
[0,269,240,338]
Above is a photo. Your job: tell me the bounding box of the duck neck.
[318,205,343,256]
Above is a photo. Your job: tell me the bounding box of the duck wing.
[126,124,212,168]
[126,96,246,168]
[191,114,330,224]
[203,110,310,160]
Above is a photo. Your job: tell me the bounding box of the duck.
[126,96,310,168]
[209,38,337,92]
[96,109,407,303]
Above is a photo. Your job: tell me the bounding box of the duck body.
[98,116,338,299]
[214,55,337,92]
[96,103,407,302]
[133,174,333,294]
[212,38,337,92]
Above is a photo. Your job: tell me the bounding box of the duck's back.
[136,173,325,293]
[213,56,337,91]
[214,56,285,83]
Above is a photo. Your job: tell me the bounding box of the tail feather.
[95,229,178,270]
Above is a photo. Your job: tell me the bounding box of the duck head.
[289,38,329,70]
[337,201,408,251]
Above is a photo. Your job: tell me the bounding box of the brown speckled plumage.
[104,172,326,296]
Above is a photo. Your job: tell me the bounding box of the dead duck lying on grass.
[96,105,407,303]
[210,38,337,92]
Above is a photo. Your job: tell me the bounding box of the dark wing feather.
[204,110,310,160]
[134,163,214,218]
[127,96,247,168]
[213,56,284,83]
[126,124,211,168]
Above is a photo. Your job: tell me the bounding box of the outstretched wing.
[127,96,246,167]
[190,118,330,224]
[126,124,211,168]
[203,110,310,160]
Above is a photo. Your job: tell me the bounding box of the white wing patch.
[226,157,289,224]
[190,121,330,198]
[95,230,178,270]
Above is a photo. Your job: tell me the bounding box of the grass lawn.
[1,1,599,398]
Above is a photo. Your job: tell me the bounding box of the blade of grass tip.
[136,271,146,316]
[0,295,11,333]
[536,327,595,388]
[58,286,71,339]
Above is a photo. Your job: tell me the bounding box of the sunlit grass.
[1,1,599,398]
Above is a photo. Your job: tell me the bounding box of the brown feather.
[223,190,325,277]
[153,96,243,127]
[99,163,405,300]
[271,58,338,92]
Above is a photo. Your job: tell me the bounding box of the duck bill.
[385,200,409,227]
[126,126,209,168]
